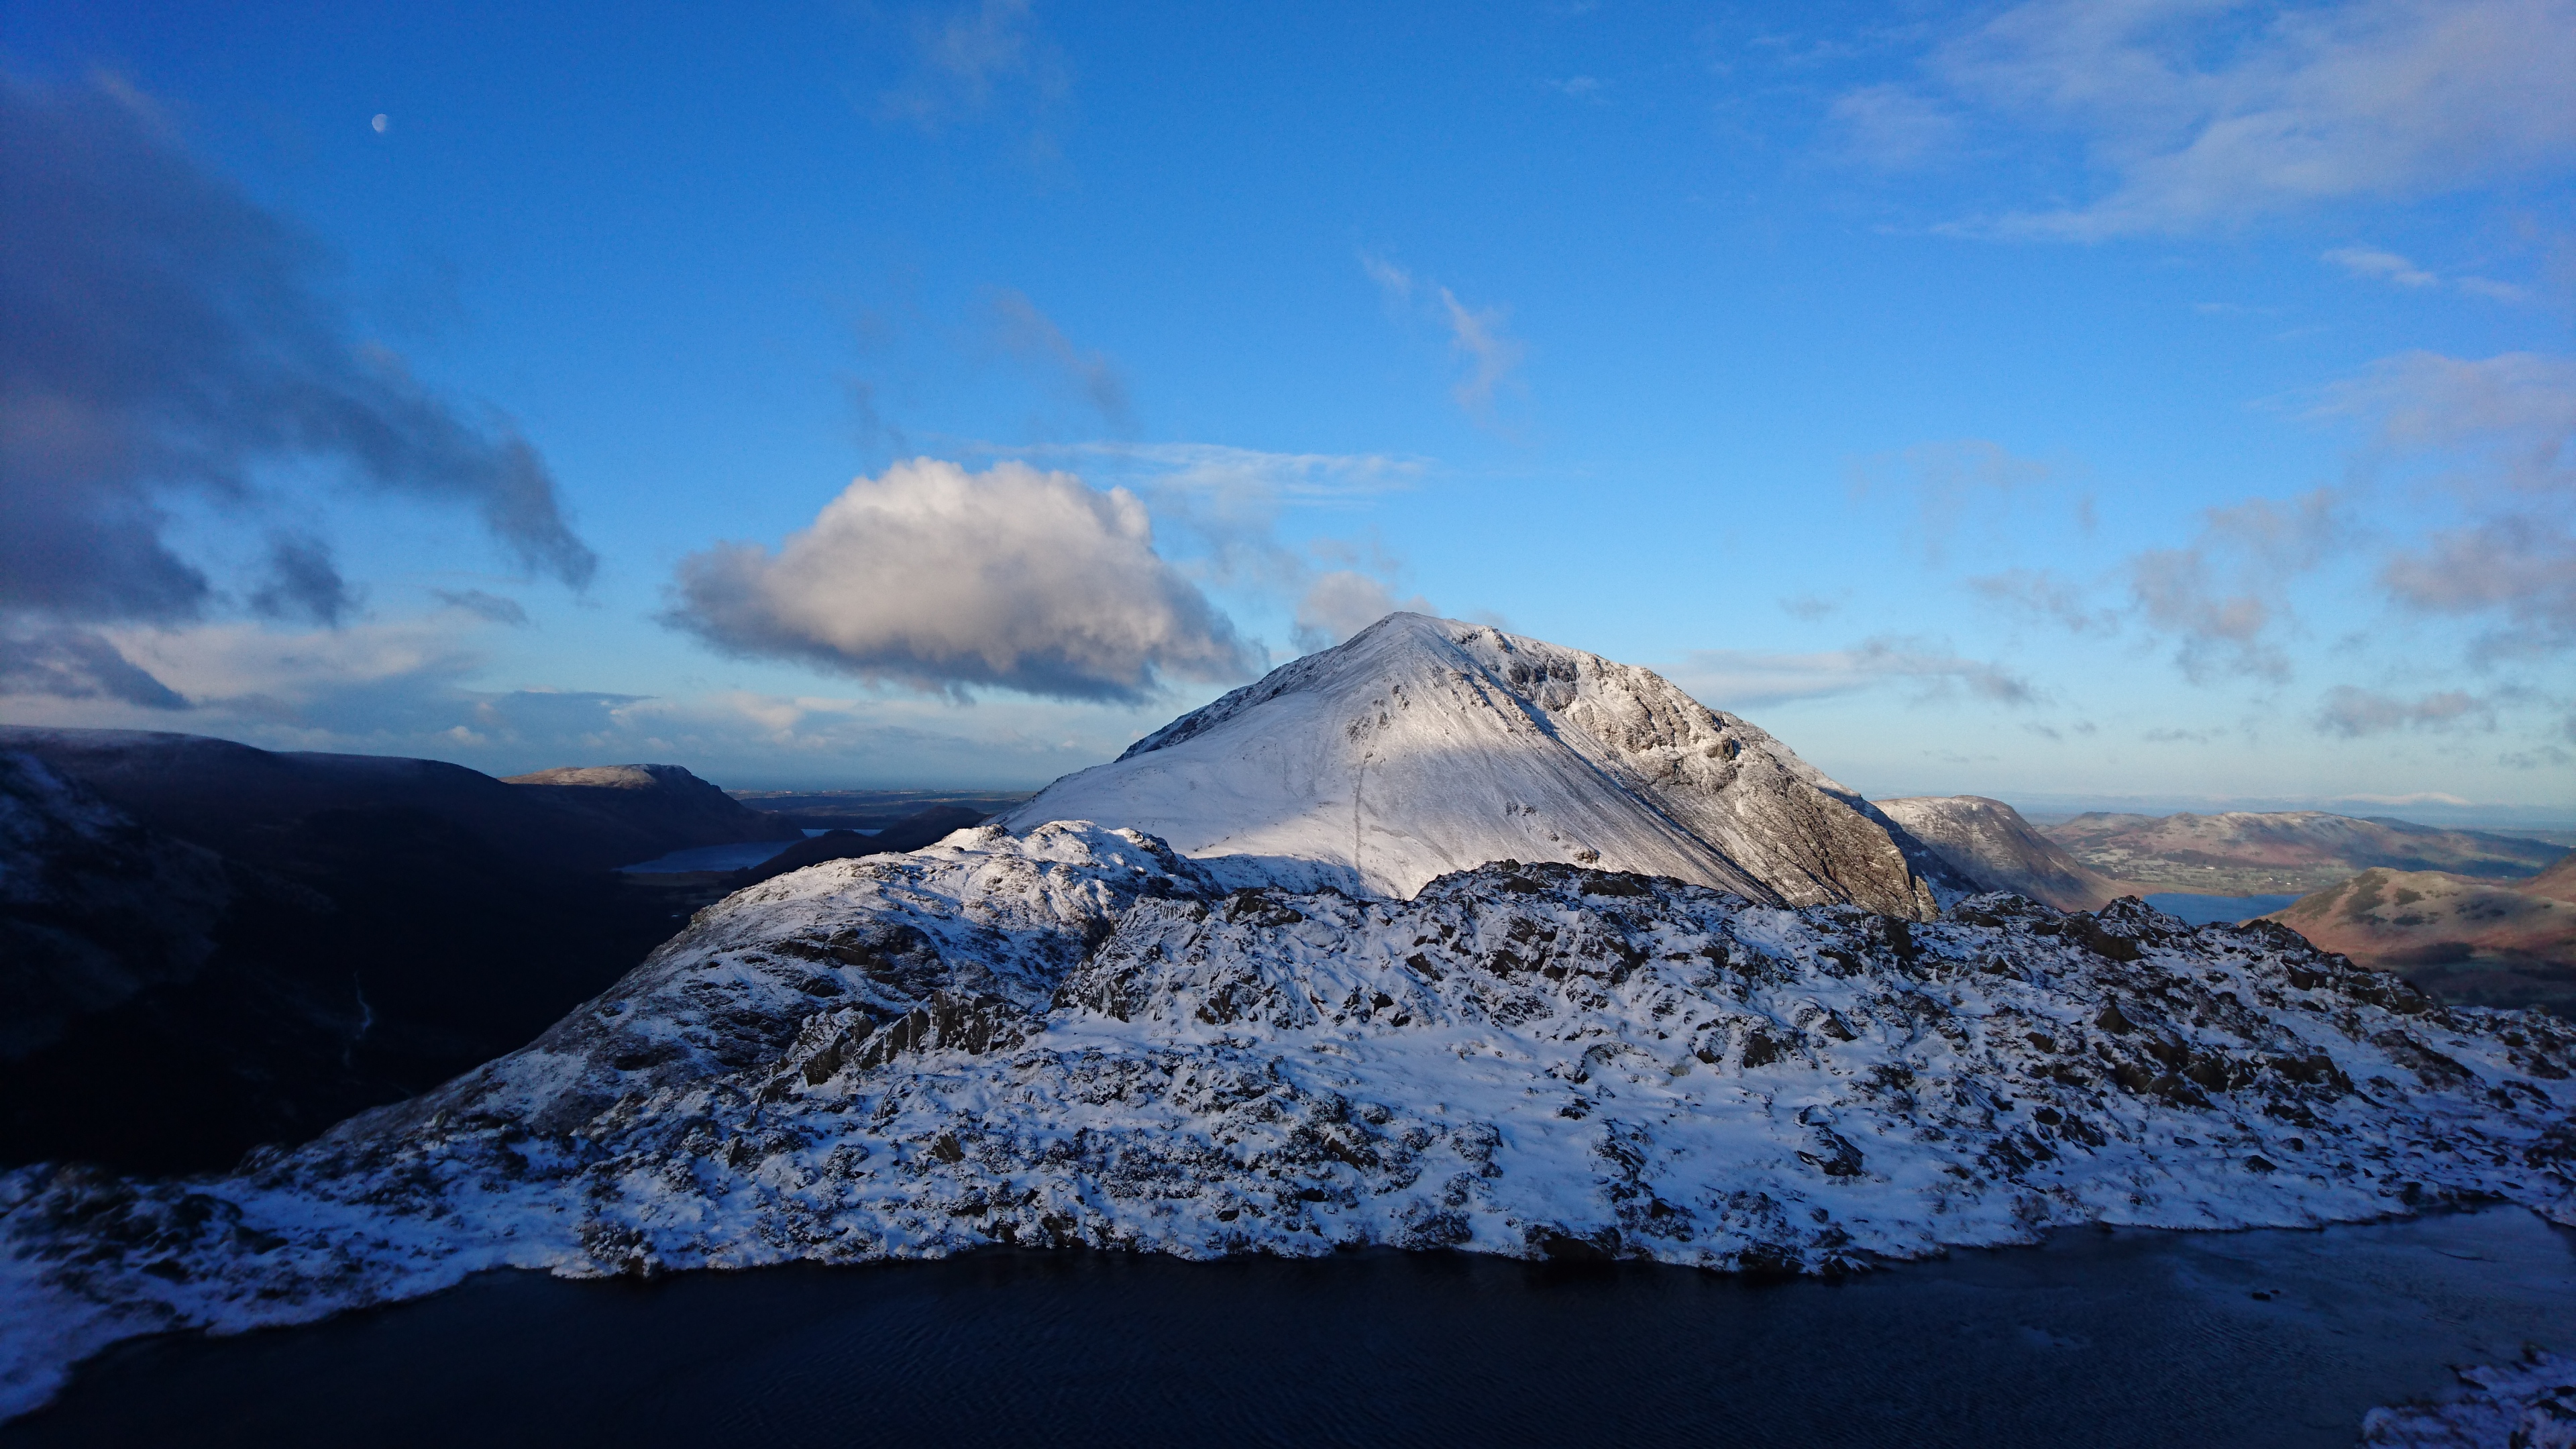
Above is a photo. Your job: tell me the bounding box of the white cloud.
[2323,245,2436,287]
[2324,245,2533,300]
[1870,0,2576,237]
[662,458,1254,703]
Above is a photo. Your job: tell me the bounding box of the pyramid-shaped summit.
[1005,612,1941,916]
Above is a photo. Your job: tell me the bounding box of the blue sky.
[3,1,2571,820]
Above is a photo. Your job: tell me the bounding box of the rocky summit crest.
[1005,613,1940,917]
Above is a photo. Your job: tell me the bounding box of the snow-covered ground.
[7,820,2572,1420]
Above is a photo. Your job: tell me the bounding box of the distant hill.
[2040,810,2560,897]
[2262,855,2576,1016]
[1874,796,2123,911]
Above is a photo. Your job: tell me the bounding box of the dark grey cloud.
[431,589,531,627]
[248,533,358,627]
[0,74,594,633]
[0,628,188,709]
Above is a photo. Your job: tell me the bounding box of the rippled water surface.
[9,1209,2572,1448]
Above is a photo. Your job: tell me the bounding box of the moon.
[371,114,389,133]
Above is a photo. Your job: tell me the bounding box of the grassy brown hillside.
[2262,857,2576,1016]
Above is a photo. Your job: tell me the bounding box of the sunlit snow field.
[7,1209,2569,1449]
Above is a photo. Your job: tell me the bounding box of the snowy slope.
[8,821,2572,1419]
[1003,614,1937,917]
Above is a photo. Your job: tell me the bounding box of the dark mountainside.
[2041,810,2562,897]
[0,730,796,1174]
[728,806,993,888]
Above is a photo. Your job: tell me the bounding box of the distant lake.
[8,1209,2569,1448]
[616,829,868,875]
[2143,892,2305,925]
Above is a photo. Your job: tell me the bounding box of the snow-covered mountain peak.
[1005,613,1938,916]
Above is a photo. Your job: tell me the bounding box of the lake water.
[7,1209,2570,1448]
[616,829,861,875]
[2143,892,2306,926]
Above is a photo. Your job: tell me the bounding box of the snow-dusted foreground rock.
[7,821,2575,1419]
[2361,1351,2576,1448]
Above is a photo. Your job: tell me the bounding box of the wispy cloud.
[879,0,1067,134]
[2324,245,2528,301]
[1668,635,2039,711]
[1358,254,1529,425]
[2124,489,2347,683]
[1966,567,2118,634]
[1847,439,2077,563]
[2323,245,2436,288]
[987,288,1131,429]
[1436,287,1527,421]
[1859,0,2576,238]
[2315,685,2496,737]
[2318,350,2576,655]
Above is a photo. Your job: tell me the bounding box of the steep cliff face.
[1004,614,1937,917]
[7,820,2570,1419]
[1876,796,2123,911]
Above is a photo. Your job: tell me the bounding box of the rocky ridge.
[6,819,2572,1419]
